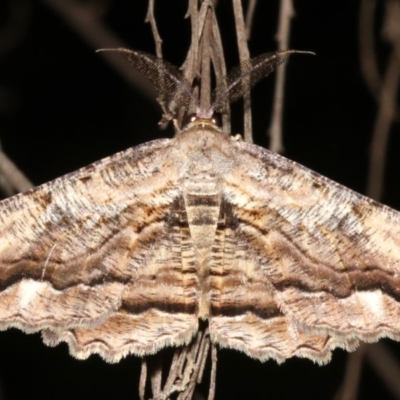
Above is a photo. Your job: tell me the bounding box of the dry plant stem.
[146,0,174,124]
[182,0,211,122]
[232,0,253,143]
[183,0,211,83]
[141,326,212,399]
[162,349,183,394]
[210,10,231,133]
[366,46,400,200]
[268,0,294,153]
[207,345,217,400]
[197,332,211,383]
[0,172,14,197]
[245,0,257,40]
[40,0,157,105]
[0,141,17,196]
[183,0,201,84]
[150,357,163,398]
[359,0,380,99]
[0,150,33,193]
[180,330,205,398]
[146,0,163,59]
[333,344,366,400]
[139,359,147,400]
[359,0,400,123]
[175,330,203,400]
[199,10,213,112]
[365,343,400,398]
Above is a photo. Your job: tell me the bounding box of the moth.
[1,48,400,367]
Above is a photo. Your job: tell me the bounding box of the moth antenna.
[96,48,199,116]
[210,50,315,114]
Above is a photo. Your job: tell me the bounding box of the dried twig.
[182,0,211,83]
[359,0,400,124]
[268,0,295,153]
[150,356,163,398]
[207,345,217,400]
[333,344,366,400]
[365,342,400,398]
[0,150,33,193]
[232,0,252,143]
[245,0,257,40]
[366,45,400,198]
[139,359,147,400]
[199,9,213,112]
[145,0,163,59]
[210,10,230,133]
[359,0,381,99]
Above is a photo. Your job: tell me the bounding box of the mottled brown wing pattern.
[3,118,400,365]
[0,139,200,362]
[210,140,400,363]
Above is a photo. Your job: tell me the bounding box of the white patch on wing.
[357,290,385,319]
[17,279,47,310]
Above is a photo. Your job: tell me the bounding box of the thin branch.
[366,44,400,200]
[197,331,211,383]
[162,348,183,395]
[150,356,163,398]
[181,0,212,122]
[40,0,157,105]
[207,344,217,400]
[182,0,212,83]
[245,0,257,40]
[333,344,366,400]
[232,0,253,143]
[210,10,231,133]
[359,0,381,99]
[0,150,33,193]
[359,0,400,123]
[0,139,20,196]
[145,0,163,58]
[199,9,213,112]
[182,0,200,85]
[139,359,147,400]
[365,343,400,399]
[268,0,294,153]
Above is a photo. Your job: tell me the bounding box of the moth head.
[183,113,222,130]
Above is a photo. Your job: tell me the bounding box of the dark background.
[0,1,398,399]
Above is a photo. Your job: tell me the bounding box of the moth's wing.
[0,139,199,362]
[210,141,400,364]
